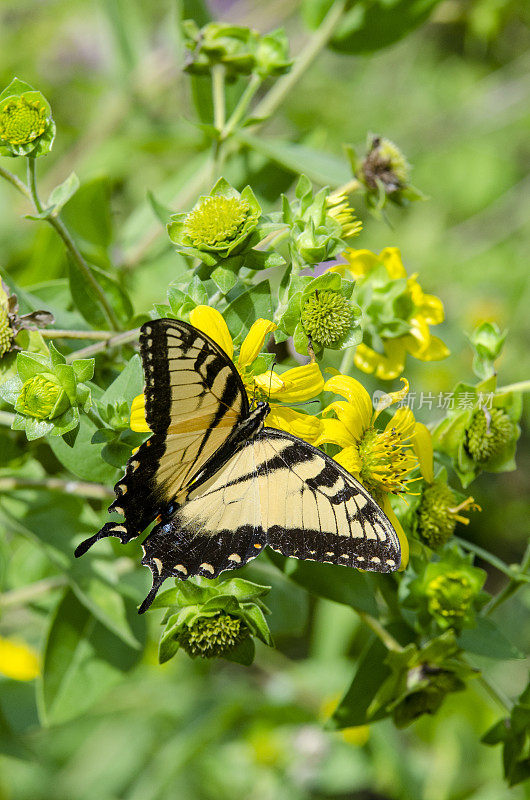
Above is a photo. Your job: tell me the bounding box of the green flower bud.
[393,668,464,727]
[416,480,478,549]
[255,29,293,78]
[16,372,70,420]
[361,135,410,195]
[466,406,515,464]
[185,195,249,249]
[176,612,249,658]
[301,290,354,348]
[0,95,48,146]
[0,304,14,357]
[425,571,477,626]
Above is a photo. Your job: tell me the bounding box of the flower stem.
[26,157,122,332]
[357,611,404,652]
[0,476,113,500]
[252,0,347,122]
[39,329,117,340]
[221,73,262,140]
[484,540,530,615]
[0,576,68,609]
[475,672,512,714]
[454,536,515,579]
[496,380,530,394]
[212,64,226,181]
[0,164,32,201]
[64,328,139,362]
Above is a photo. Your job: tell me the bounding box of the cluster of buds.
[0,279,53,361]
[0,343,94,440]
[277,270,361,357]
[182,21,292,80]
[371,632,478,728]
[281,175,360,268]
[151,577,273,665]
[0,78,55,158]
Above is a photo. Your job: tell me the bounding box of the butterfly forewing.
[75,319,248,557]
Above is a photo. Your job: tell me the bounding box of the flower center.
[417,481,457,548]
[185,195,249,248]
[465,406,514,463]
[301,290,353,347]
[0,306,14,357]
[0,96,48,145]
[178,613,247,658]
[357,424,417,498]
[426,572,475,620]
[17,373,67,420]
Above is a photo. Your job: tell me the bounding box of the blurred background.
[0,1,529,798]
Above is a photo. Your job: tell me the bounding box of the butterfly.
[74,319,401,613]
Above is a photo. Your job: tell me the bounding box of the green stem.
[475,673,512,714]
[454,536,516,578]
[0,576,68,609]
[40,329,117,340]
[496,380,530,394]
[212,64,226,181]
[0,411,15,427]
[84,407,106,429]
[64,328,139,362]
[26,157,122,332]
[484,540,530,615]
[339,346,356,376]
[0,165,32,201]
[221,74,262,140]
[252,0,347,122]
[357,611,404,652]
[0,476,113,500]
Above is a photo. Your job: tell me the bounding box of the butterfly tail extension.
[74,521,135,558]
[138,572,166,615]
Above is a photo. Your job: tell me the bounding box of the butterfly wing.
[75,319,248,557]
[139,428,400,612]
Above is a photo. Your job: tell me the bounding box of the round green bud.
[0,305,14,357]
[416,481,457,549]
[301,290,354,348]
[465,407,515,464]
[177,612,249,658]
[361,136,410,194]
[16,372,70,420]
[425,571,476,625]
[0,95,48,146]
[185,195,249,249]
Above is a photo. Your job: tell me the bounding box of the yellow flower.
[331,247,449,380]
[0,636,40,681]
[316,376,426,569]
[131,307,324,444]
[325,189,363,240]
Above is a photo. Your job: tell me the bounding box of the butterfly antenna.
[268,358,277,403]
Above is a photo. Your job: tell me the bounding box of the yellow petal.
[130,393,151,433]
[238,318,277,369]
[324,374,372,426]
[0,636,40,681]
[412,335,450,362]
[405,315,431,357]
[189,305,233,360]
[380,246,407,279]
[354,341,406,381]
[266,406,321,444]
[343,248,381,277]
[334,445,362,476]
[419,294,444,325]
[382,497,409,571]
[413,422,434,483]
[373,377,409,421]
[385,406,415,439]
[268,362,324,403]
[253,370,285,396]
[315,417,355,449]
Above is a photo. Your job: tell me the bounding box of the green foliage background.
[0,0,529,798]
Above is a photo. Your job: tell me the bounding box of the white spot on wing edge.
[200,562,215,574]
[152,557,163,574]
[228,553,242,563]
[174,564,188,575]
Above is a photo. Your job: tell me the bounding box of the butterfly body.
[74,319,401,613]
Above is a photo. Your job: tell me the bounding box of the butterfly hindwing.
[75,319,248,557]
[139,427,400,610]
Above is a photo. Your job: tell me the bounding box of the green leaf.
[458,617,524,660]
[49,414,118,483]
[68,259,133,329]
[0,77,35,102]
[37,589,143,726]
[46,172,80,216]
[210,266,238,294]
[237,131,349,187]
[223,280,273,343]
[223,636,255,666]
[61,177,113,248]
[99,354,143,410]
[266,551,379,615]
[72,359,95,383]
[330,637,392,728]
[16,351,50,382]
